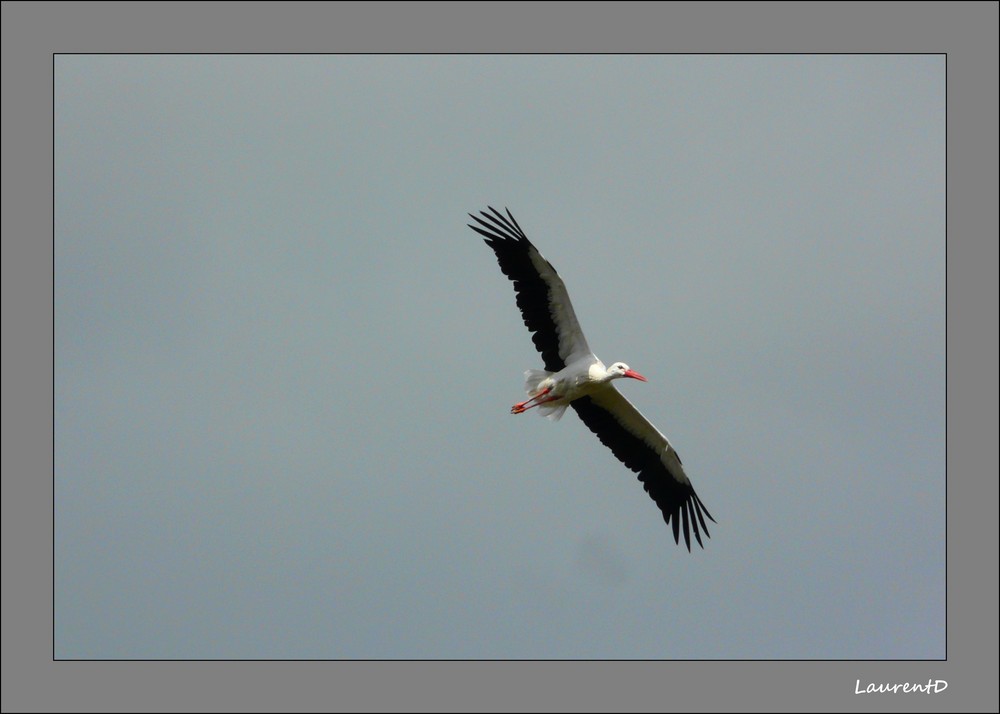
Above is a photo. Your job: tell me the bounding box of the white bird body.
[521,359,642,421]
[469,207,713,549]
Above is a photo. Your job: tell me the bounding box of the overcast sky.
[54,54,944,659]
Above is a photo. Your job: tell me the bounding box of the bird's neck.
[588,362,615,384]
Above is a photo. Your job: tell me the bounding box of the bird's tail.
[523,369,551,396]
[537,402,568,421]
[523,369,568,421]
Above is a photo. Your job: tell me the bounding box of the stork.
[469,207,714,550]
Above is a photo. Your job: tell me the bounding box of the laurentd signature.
[855,679,948,694]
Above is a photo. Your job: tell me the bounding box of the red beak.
[624,369,647,382]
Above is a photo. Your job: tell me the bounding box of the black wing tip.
[468,207,527,244]
[468,222,499,243]
[468,206,511,224]
[473,207,527,239]
[469,206,510,223]
[482,205,510,218]
[646,479,716,551]
[656,487,714,551]
[697,494,717,525]
[673,492,715,551]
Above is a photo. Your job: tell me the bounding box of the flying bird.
[469,207,714,550]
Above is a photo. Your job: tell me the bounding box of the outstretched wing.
[469,207,593,372]
[572,388,715,550]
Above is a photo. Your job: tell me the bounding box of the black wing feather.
[469,207,567,372]
[571,395,716,551]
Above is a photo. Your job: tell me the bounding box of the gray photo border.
[4,2,998,712]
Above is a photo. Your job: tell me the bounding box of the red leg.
[511,387,555,414]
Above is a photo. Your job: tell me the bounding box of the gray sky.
[55,54,944,659]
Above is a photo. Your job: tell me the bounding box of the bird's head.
[607,362,648,382]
